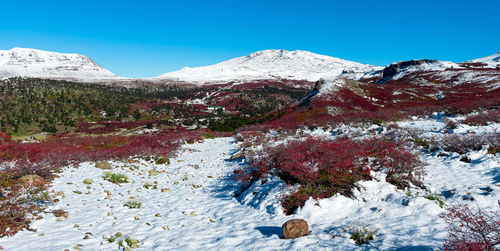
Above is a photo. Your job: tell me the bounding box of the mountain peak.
[157,49,382,83]
[0,47,120,81]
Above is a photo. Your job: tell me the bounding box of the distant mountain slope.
[156,49,382,83]
[0,47,120,81]
[467,51,500,68]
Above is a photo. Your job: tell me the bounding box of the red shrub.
[237,136,424,214]
[464,109,500,126]
[442,204,500,250]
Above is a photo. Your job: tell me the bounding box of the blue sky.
[0,0,498,78]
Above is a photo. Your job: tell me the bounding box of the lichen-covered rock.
[282,219,309,239]
[95,161,112,170]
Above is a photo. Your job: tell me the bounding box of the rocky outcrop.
[376,60,439,84]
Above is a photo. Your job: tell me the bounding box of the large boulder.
[282,219,309,239]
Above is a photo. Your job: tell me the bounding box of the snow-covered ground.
[1,117,499,250]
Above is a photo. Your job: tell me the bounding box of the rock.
[161,188,171,192]
[18,174,46,187]
[96,162,112,170]
[127,159,140,164]
[189,211,196,216]
[282,219,309,239]
[230,151,244,160]
[52,209,68,218]
[148,169,160,176]
[82,179,93,185]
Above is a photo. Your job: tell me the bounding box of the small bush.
[154,157,170,165]
[424,193,446,208]
[433,134,497,155]
[124,200,141,209]
[102,173,128,184]
[414,138,430,149]
[442,204,499,250]
[349,225,378,245]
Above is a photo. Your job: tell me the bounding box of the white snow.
[467,52,500,68]
[156,49,382,84]
[0,48,121,81]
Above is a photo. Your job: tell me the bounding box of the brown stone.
[96,161,112,169]
[282,219,309,239]
[17,174,46,187]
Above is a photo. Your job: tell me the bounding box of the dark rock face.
[282,219,309,239]
[376,59,439,84]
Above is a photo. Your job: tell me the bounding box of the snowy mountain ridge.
[156,49,383,83]
[467,51,500,67]
[0,47,120,81]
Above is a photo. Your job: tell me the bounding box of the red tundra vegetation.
[235,136,424,215]
[442,204,499,251]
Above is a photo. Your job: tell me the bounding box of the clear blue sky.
[0,0,498,78]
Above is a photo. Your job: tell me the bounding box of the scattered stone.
[83,235,90,239]
[230,151,244,160]
[148,169,160,176]
[134,216,140,220]
[74,224,79,228]
[96,161,112,170]
[39,233,44,236]
[173,181,179,185]
[207,176,213,179]
[73,190,82,194]
[82,179,93,185]
[52,209,68,218]
[282,219,309,239]
[189,211,196,216]
[192,185,202,189]
[155,213,161,217]
[162,226,169,230]
[161,188,171,192]
[128,159,140,164]
[36,215,43,220]
[460,155,471,163]
[209,218,216,223]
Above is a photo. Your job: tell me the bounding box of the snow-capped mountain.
[0,47,120,81]
[467,51,500,67]
[156,49,382,83]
